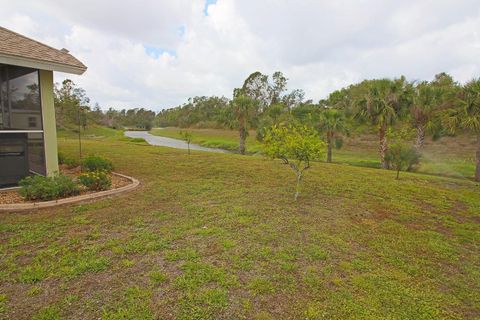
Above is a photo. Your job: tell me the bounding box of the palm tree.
[411,82,441,150]
[442,78,480,181]
[411,74,459,150]
[317,109,348,162]
[354,78,410,169]
[231,95,255,155]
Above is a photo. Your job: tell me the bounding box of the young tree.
[180,130,193,155]
[263,124,325,200]
[317,109,349,163]
[442,78,480,181]
[354,78,411,169]
[385,143,421,179]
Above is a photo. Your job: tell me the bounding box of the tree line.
[53,70,480,181]
[54,79,156,131]
[158,71,480,181]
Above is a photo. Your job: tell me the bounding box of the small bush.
[82,155,114,172]
[385,143,421,179]
[78,170,111,191]
[58,152,80,168]
[19,174,80,201]
[64,158,80,169]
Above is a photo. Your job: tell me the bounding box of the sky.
[2,0,480,111]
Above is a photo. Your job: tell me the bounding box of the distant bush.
[82,155,114,172]
[78,170,111,191]
[120,137,146,143]
[385,143,421,179]
[65,158,80,169]
[19,174,80,201]
[58,152,80,168]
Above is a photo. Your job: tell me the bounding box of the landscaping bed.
[0,169,131,205]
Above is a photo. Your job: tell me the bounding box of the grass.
[151,127,477,179]
[0,128,479,319]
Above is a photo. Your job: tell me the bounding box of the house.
[0,26,87,186]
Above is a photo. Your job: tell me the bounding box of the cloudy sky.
[2,0,480,110]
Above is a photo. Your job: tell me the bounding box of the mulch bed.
[0,165,131,205]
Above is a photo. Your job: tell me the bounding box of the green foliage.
[317,109,349,162]
[180,130,193,142]
[385,143,421,179]
[263,124,325,199]
[54,79,91,130]
[78,170,112,191]
[58,152,80,168]
[263,124,325,165]
[82,155,114,172]
[19,174,80,201]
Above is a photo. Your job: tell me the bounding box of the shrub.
[64,158,80,169]
[19,174,80,201]
[58,152,80,168]
[78,170,112,191]
[385,143,421,179]
[82,155,114,172]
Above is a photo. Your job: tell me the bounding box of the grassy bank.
[151,127,477,179]
[0,132,479,319]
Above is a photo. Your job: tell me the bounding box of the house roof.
[0,26,87,75]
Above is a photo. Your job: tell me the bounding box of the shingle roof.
[0,26,87,75]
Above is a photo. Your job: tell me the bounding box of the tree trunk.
[294,171,302,201]
[187,142,190,155]
[239,127,246,155]
[415,124,425,151]
[396,168,400,180]
[327,133,332,163]
[476,132,480,182]
[379,126,388,169]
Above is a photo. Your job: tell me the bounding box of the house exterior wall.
[39,69,58,176]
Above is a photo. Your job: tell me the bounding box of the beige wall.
[39,70,59,176]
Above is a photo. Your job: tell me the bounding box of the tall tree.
[442,78,480,181]
[354,78,410,168]
[411,81,442,150]
[225,95,256,155]
[54,79,90,128]
[317,109,348,163]
[411,73,459,150]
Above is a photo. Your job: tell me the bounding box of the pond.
[124,131,231,154]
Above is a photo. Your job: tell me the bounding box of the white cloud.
[1,0,479,110]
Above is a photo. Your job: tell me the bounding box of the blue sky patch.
[144,45,177,58]
[204,0,217,16]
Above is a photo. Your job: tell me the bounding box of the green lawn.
[0,132,479,319]
[151,127,477,179]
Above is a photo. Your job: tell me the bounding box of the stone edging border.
[0,172,140,212]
